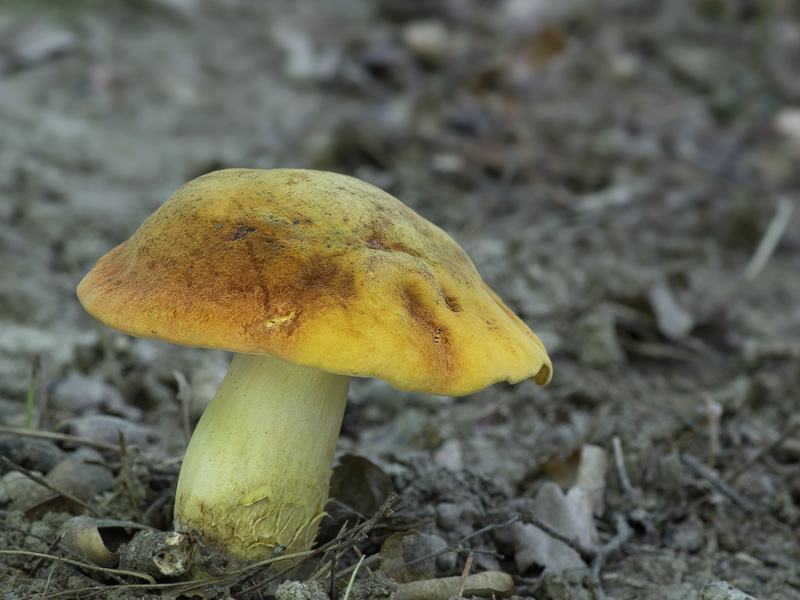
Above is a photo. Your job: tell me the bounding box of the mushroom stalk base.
[174,352,351,566]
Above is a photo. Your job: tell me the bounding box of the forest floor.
[1,1,799,599]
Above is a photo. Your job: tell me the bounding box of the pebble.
[0,435,65,473]
[700,580,758,600]
[403,531,454,574]
[52,373,142,421]
[58,414,147,460]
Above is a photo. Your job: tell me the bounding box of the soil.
[1,1,799,599]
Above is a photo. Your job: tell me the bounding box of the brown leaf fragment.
[395,571,514,600]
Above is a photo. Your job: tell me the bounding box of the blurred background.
[1,1,799,598]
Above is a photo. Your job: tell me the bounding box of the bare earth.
[1,1,799,599]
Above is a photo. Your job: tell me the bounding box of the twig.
[1,520,133,586]
[725,416,800,483]
[309,522,349,581]
[352,545,372,576]
[0,550,156,584]
[588,513,632,600]
[0,521,63,578]
[29,532,64,578]
[0,519,56,545]
[0,456,100,517]
[453,554,474,599]
[29,576,228,598]
[384,515,520,576]
[333,553,381,581]
[519,510,596,562]
[611,436,634,500]
[456,515,519,547]
[117,428,143,523]
[743,196,794,282]
[0,426,122,453]
[26,354,41,430]
[328,548,337,599]
[42,563,55,598]
[169,549,313,599]
[519,509,632,600]
[680,453,758,513]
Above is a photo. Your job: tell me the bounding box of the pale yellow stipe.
[174,352,351,564]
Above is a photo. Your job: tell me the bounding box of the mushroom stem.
[174,352,351,566]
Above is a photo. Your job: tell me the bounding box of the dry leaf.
[511,482,598,573]
[395,571,514,600]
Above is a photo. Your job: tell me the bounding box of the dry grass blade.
[612,436,635,500]
[0,550,156,584]
[116,428,143,523]
[743,196,794,282]
[25,353,41,430]
[725,415,800,483]
[32,578,218,599]
[0,425,122,453]
[342,554,366,600]
[681,453,759,513]
[173,369,193,443]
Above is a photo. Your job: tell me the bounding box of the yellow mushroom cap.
[77,168,551,396]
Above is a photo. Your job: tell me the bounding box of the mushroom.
[77,168,552,568]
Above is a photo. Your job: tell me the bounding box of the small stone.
[59,415,147,460]
[5,471,50,511]
[46,447,113,503]
[435,502,462,532]
[433,438,462,470]
[700,580,758,600]
[275,579,329,600]
[0,436,65,474]
[52,374,142,421]
[573,306,625,366]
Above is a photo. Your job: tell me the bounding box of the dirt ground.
[1,1,799,599]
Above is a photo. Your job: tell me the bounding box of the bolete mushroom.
[77,168,552,568]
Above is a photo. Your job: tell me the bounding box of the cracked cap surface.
[77,168,551,395]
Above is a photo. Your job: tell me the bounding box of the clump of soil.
[2,1,799,599]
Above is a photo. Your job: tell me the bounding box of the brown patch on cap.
[400,283,455,373]
[77,168,551,395]
[441,290,462,313]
